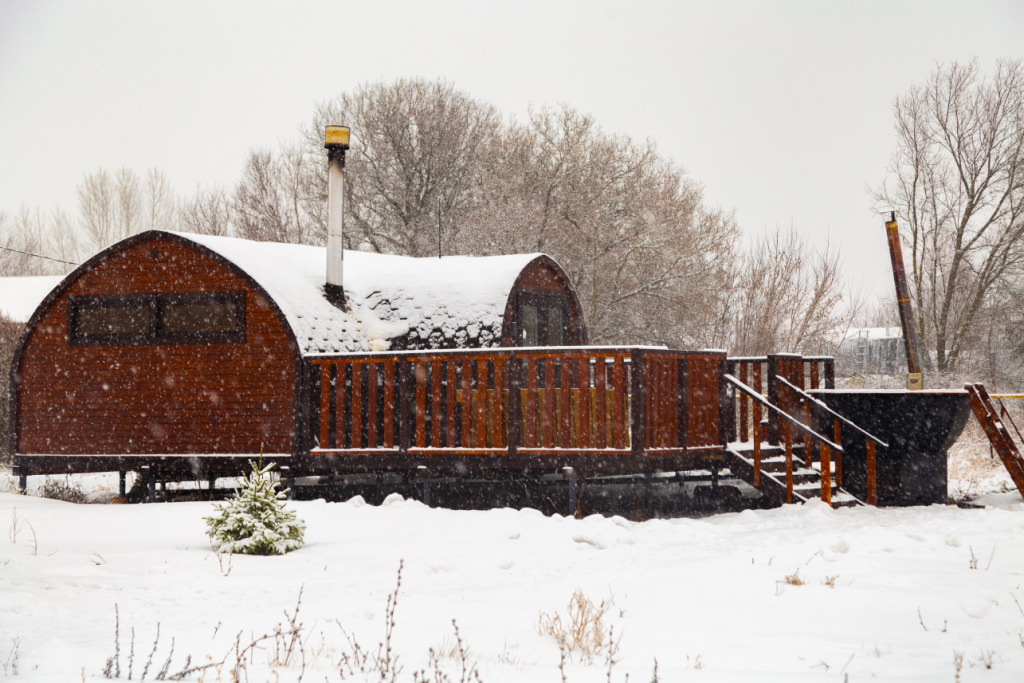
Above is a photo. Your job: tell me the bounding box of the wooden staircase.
[725,442,862,508]
[723,370,886,509]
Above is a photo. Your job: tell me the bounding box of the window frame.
[67,290,246,347]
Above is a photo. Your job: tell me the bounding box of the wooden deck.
[301,347,729,477]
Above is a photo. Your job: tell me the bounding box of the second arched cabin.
[10,230,587,479]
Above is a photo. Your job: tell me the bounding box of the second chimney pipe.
[324,125,350,306]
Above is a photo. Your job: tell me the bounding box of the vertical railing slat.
[446,360,457,448]
[525,358,537,447]
[598,358,602,448]
[414,361,426,448]
[613,357,626,449]
[493,358,504,448]
[351,362,363,449]
[461,359,472,448]
[577,357,589,448]
[319,364,331,449]
[367,363,378,449]
[559,357,572,448]
[430,360,442,448]
[543,358,555,447]
[477,359,488,448]
[383,362,394,448]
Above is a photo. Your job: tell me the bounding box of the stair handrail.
[725,374,842,452]
[774,376,889,449]
[727,373,846,505]
[965,383,1024,498]
[996,397,1024,446]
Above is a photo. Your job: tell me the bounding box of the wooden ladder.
[964,383,1024,498]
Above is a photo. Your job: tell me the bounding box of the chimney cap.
[324,125,351,150]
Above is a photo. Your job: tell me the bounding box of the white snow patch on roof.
[0,275,63,323]
[176,232,540,355]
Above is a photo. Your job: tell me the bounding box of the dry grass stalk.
[537,589,619,664]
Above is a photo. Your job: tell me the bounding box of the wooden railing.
[728,354,835,445]
[776,376,885,505]
[725,373,845,504]
[304,347,727,474]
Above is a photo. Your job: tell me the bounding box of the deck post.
[630,349,647,464]
[766,355,780,445]
[417,467,432,507]
[563,466,578,517]
[207,472,215,500]
[718,355,734,445]
[644,470,654,517]
[18,472,27,492]
[118,470,126,497]
[146,470,155,503]
[398,359,413,455]
[507,352,521,461]
[824,358,835,389]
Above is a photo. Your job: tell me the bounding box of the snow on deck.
[181,232,539,355]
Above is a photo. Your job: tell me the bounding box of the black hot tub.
[808,390,972,506]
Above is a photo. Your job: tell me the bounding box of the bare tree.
[726,230,849,356]
[302,78,501,255]
[874,59,1024,372]
[79,167,148,251]
[461,105,738,345]
[180,186,232,236]
[143,168,176,231]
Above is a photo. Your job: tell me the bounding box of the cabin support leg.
[711,465,720,497]
[327,471,336,500]
[18,473,27,492]
[416,466,432,507]
[207,473,216,499]
[147,473,156,503]
[644,470,654,518]
[118,471,126,497]
[563,467,578,518]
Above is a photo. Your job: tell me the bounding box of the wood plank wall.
[15,237,297,457]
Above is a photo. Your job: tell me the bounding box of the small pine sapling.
[204,459,305,555]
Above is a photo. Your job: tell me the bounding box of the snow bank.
[1,488,1022,682]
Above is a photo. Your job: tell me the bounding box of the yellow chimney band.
[325,126,351,148]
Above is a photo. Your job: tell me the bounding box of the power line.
[0,244,79,267]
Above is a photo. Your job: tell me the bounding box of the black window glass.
[75,304,150,336]
[521,303,539,346]
[162,301,238,334]
[68,291,245,346]
[547,307,565,346]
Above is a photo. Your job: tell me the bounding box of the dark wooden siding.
[14,236,297,457]
[501,258,587,346]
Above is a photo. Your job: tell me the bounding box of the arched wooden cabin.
[10,230,586,478]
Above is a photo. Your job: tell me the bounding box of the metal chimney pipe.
[884,211,924,390]
[324,125,350,307]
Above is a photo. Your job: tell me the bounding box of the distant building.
[835,326,905,376]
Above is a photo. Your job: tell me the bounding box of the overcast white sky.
[1,0,1023,301]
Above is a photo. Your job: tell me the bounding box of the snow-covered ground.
[1,463,1022,683]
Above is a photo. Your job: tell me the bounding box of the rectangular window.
[68,291,245,346]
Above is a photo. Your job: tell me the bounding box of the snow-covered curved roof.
[176,232,542,355]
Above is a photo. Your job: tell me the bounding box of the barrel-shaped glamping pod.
[10,230,587,480]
